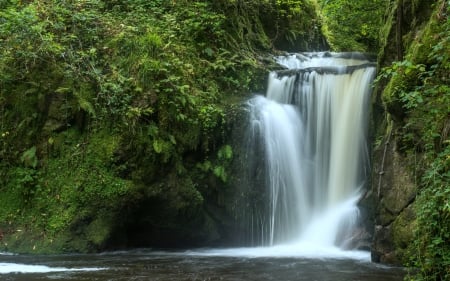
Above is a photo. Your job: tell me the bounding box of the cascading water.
[245,52,376,253]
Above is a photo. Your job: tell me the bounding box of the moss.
[0,127,134,253]
[383,75,407,119]
[0,0,326,254]
[1,227,70,254]
[392,204,417,263]
[407,8,444,63]
[374,0,450,275]
[377,0,397,63]
[85,217,113,248]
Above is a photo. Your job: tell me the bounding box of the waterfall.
[245,52,376,250]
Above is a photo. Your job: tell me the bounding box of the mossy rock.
[392,203,417,263]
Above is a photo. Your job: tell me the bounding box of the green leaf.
[218,145,233,160]
[153,139,164,153]
[213,165,227,182]
[204,47,214,57]
[20,146,38,168]
[169,135,177,145]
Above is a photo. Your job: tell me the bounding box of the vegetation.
[317,0,389,52]
[376,1,450,279]
[0,0,323,252]
[1,0,449,280]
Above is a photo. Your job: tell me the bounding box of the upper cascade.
[267,52,376,104]
[275,52,376,69]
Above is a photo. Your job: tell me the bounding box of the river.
[1,249,405,280]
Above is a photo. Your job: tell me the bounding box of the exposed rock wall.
[370,0,437,264]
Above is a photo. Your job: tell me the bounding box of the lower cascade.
[244,52,376,252]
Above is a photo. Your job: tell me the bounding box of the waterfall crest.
[245,52,376,250]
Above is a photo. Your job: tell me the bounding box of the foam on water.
[0,262,106,274]
[184,246,370,261]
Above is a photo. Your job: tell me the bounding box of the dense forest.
[0,0,449,280]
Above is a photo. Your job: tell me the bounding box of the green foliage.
[318,0,389,52]
[20,146,38,168]
[0,0,321,252]
[376,1,450,279]
[9,167,41,205]
[197,145,233,182]
[1,131,132,241]
[213,145,234,182]
[210,0,322,51]
[218,144,233,160]
[411,146,450,281]
[375,60,427,109]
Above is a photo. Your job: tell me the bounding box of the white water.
[184,244,370,261]
[0,262,106,274]
[245,52,375,256]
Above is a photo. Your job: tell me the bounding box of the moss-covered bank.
[371,0,449,279]
[0,0,326,254]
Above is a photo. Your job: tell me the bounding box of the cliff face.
[371,0,449,269]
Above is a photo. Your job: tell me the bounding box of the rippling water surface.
[1,249,405,281]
